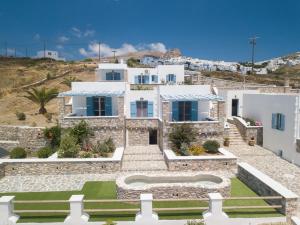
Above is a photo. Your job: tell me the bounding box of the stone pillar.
[117,96,125,117]
[0,196,19,225]
[217,100,225,125]
[203,193,228,225]
[58,97,66,124]
[64,195,89,224]
[162,101,171,150]
[135,194,158,223]
[162,101,170,122]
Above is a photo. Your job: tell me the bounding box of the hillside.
[0,57,97,127]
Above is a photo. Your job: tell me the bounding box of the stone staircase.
[227,124,246,146]
[121,145,168,172]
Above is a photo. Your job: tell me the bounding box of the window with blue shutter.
[105,97,112,116]
[148,101,154,117]
[134,76,139,84]
[166,74,176,83]
[172,101,179,121]
[144,75,150,84]
[272,113,285,131]
[151,75,158,83]
[191,101,198,121]
[130,102,137,117]
[86,97,94,116]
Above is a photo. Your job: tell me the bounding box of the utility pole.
[14,48,16,58]
[98,41,101,62]
[112,50,116,60]
[25,48,28,57]
[4,41,7,57]
[43,40,46,58]
[249,36,259,73]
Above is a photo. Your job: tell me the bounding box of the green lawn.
[0,178,283,223]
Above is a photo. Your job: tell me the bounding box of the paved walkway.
[225,144,300,216]
[122,145,168,172]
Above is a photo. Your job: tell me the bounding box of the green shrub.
[10,147,27,159]
[244,117,256,126]
[189,145,205,156]
[203,140,220,154]
[186,220,203,225]
[169,124,197,151]
[70,120,91,144]
[178,143,191,156]
[44,125,62,148]
[58,134,80,158]
[78,151,93,158]
[15,111,26,120]
[37,147,54,158]
[104,137,115,152]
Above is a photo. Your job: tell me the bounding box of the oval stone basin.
[124,174,223,188]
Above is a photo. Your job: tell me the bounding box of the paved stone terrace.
[225,144,300,216]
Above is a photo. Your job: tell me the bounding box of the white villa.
[58,62,225,148]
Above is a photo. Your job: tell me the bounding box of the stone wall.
[126,119,159,146]
[61,117,125,147]
[0,125,47,151]
[164,149,237,174]
[164,121,224,149]
[117,184,230,200]
[237,163,298,219]
[0,163,5,179]
[3,160,121,176]
[230,117,263,145]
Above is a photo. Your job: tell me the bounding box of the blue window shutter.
[172,101,179,121]
[134,76,139,84]
[145,75,150,84]
[166,74,170,82]
[173,75,176,83]
[272,113,276,129]
[191,101,198,121]
[105,97,112,116]
[280,114,285,131]
[86,97,94,116]
[130,102,137,117]
[148,101,153,117]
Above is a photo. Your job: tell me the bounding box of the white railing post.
[135,193,158,223]
[0,196,19,225]
[203,193,228,225]
[64,195,89,224]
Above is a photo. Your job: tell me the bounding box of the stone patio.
[225,144,300,216]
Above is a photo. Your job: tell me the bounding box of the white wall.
[243,94,300,166]
[218,89,259,118]
[125,88,159,118]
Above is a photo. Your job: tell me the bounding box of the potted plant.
[223,137,230,147]
[248,137,255,146]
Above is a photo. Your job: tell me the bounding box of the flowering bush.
[188,145,205,156]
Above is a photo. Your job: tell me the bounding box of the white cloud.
[84,29,95,37]
[71,27,82,38]
[79,42,167,57]
[147,42,167,53]
[58,36,69,43]
[34,33,40,41]
[56,45,64,49]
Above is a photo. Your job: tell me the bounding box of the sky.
[0,0,299,61]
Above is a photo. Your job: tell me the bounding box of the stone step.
[124,149,162,155]
[123,154,164,161]
[122,160,168,171]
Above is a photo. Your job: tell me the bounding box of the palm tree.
[61,76,81,88]
[24,87,58,114]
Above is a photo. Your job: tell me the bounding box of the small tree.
[61,76,81,88]
[24,87,58,114]
[70,120,91,145]
[168,124,197,150]
[44,125,62,149]
[58,134,80,158]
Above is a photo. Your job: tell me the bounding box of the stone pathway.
[121,145,168,172]
[225,144,300,216]
[0,173,118,192]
